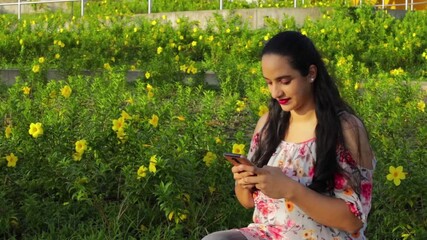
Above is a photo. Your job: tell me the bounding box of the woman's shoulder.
[338,111,365,131]
[338,111,375,169]
[254,112,269,134]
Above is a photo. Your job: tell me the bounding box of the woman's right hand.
[231,165,256,190]
[232,165,256,208]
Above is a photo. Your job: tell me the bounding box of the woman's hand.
[232,164,257,208]
[245,166,297,199]
[232,165,257,191]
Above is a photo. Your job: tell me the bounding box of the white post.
[360,0,363,6]
[410,0,413,10]
[405,0,408,9]
[18,0,21,19]
[294,0,297,8]
[382,0,385,9]
[220,0,223,10]
[148,0,151,14]
[81,0,84,16]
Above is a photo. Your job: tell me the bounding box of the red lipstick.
[278,98,290,105]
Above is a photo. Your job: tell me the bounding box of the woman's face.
[261,54,316,113]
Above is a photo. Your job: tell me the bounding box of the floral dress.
[238,133,375,240]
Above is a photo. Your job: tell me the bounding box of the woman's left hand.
[245,166,296,199]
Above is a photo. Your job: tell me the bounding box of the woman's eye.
[280,79,291,85]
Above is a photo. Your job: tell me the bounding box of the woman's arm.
[234,178,255,209]
[287,180,363,233]
[233,112,269,209]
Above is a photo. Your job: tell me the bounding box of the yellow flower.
[354,82,360,90]
[176,115,185,121]
[5,153,18,167]
[121,110,132,120]
[38,57,45,64]
[301,29,307,36]
[336,57,346,67]
[145,72,151,79]
[258,105,268,117]
[390,67,405,76]
[60,85,72,98]
[203,152,217,167]
[28,122,43,138]
[21,86,30,95]
[236,100,245,112]
[116,127,126,139]
[209,186,216,194]
[149,114,159,128]
[226,28,231,33]
[260,86,270,95]
[191,41,197,47]
[386,166,407,186]
[394,97,401,103]
[49,90,57,98]
[73,152,82,161]
[157,47,163,55]
[178,213,187,221]
[146,83,153,92]
[168,211,175,221]
[104,63,112,71]
[147,91,154,99]
[137,165,148,179]
[417,100,425,112]
[151,20,157,26]
[32,64,40,73]
[250,67,257,75]
[5,125,12,138]
[112,117,126,132]
[214,137,222,144]
[149,155,157,173]
[125,97,134,105]
[75,139,87,154]
[55,53,60,59]
[232,144,245,155]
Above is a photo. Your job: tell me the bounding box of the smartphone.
[223,153,254,166]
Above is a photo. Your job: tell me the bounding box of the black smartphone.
[223,153,254,166]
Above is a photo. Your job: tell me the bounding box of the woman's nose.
[270,83,283,99]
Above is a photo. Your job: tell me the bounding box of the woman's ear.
[308,64,317,83]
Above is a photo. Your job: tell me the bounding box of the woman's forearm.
[235,183,255,209]
[288,182,362,233]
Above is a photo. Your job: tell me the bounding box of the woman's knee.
[201,229,246,240]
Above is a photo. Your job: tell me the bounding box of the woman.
[203,31,375,240]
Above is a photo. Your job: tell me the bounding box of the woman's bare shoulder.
[254,112,269,135]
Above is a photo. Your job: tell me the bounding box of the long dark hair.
[252,31,355,194]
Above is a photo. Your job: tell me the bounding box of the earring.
[310,78,315,82]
